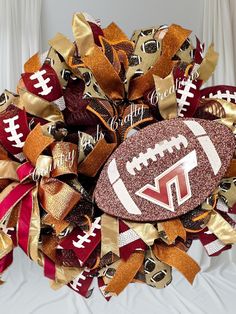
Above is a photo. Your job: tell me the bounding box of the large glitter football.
[95,118,235,221]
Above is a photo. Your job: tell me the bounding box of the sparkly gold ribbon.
[24,53,41,73]
[103,22,129,42]
[51,142,78,177]
[38,177,81,221]
[82,45,125,99]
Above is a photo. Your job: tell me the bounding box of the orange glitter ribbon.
[153,244,200,284]
[105,251,145,295]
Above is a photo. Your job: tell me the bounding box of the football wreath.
[0,12,236,299]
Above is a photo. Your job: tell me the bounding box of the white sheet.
[0,241,235,314]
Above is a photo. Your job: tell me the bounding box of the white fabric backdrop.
[203,0,236,86]
[0,243,235,314]
[0,0,42,93]
[0,1,236,313]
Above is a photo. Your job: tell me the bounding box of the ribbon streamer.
[207,210,236,244]
[101,214,119,258]
[105,251,144,295]
[153,244,200,284]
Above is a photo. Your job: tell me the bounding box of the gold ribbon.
[38,177,81,221]
[198,44,219,82]
[0,160,20,181]
[207,210,236,244]
[72,13,94,57]
[18,89,64,123]
[48,33,74,63]
[51,266,83,290]
[154,73,178,119]
[125,221,159,246]
[51,142,78,177]
[101,214,119,258]
[0,90,20,113]
[0,231,13,259]
[28,187,41,261]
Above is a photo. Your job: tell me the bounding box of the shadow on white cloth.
[0,241,235,314]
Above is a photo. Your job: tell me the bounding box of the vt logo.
[136,150,198,212]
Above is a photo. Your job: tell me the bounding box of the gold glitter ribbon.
[154,73,178,119]
[23,124,54,166]
[71,14,125,99]
[153,244,200,284]
[25,187,82,287]
[38,177,81,221]
[207,210,236,245]
[51,142,78,177]
[101,214,119,258]
[198,44,219,82]
[105,251,144,295]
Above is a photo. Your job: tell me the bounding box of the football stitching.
[202,90,236,103]
[177,79,197,117]
[126,134,188,175]
[3,115,24,148]
[72,217,101,249]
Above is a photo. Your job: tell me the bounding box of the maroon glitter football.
[95,118,235,221]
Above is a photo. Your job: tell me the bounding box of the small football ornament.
[95,118,235,221]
